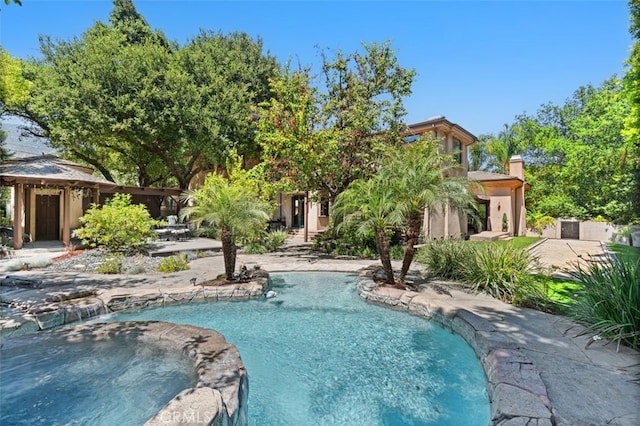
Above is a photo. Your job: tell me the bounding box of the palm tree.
[180,173,270,281]
[380,138,476,283]
[487,123,522,174]
[468,134,491,172]
[332,177,403,285]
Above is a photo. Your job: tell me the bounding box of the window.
[403,135,419,144]
[319,200,330,217]
[453,138,462,164]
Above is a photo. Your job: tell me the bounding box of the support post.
[12,183,24,249]
[62,186,71,247]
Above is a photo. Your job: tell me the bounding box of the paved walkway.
[528,238,609,276]
[1,238,638,425]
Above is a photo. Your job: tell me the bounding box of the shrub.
[264,230,288,252]
[568,254,640,351]
[242,243,268,254]
[96,254,124,274]
[241,229,288,254]
[415,240,474,281]
[126,265,146,274]
[526,212,556,236]
[416,239,542,304]
[157,254,190,273]
[464,243,540,303]
[390,245,404,261]
[315,225,379,258]
[75,193,163,253]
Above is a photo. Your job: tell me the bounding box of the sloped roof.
[0,155,114,187]
[468,170,523,182]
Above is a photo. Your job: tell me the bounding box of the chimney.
[509,155,524,180]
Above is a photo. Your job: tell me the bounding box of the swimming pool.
[111,272,490,425]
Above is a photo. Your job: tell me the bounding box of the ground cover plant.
[567,252,640,351]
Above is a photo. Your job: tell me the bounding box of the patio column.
[304,191,309,243]
[12,183,24,249]
[62,186,71,247]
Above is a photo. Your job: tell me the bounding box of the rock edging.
[0,270,270,338]
[356,266,554,426]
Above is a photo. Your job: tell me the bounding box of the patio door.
[35,195,60,240]
[291,195,305,229]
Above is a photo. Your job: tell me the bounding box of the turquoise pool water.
[112,272,490,425]
[0,337,195,425]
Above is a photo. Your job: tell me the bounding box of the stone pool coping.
[1,321,248,426]
[357,266,554,426]
[0,270,269,336]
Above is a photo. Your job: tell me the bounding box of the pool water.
[0,338,196,425]
[111,272,490,425]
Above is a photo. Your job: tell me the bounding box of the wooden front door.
[36,195,60,240]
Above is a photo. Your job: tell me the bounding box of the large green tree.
[257,42,415,202]
[7,0,278,189]
[517,77,635,222]
[623,0,640,222]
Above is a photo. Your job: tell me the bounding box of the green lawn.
[495,236,542,250]
[533,275,581,303]
[608,243,640,263]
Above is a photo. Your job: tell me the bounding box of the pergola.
[0,155,182,249]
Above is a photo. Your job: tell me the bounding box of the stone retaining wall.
[0,270,269,337]
[1,321,248,426]
[356,266,555,426]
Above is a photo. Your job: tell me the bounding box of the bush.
[96,254,124,274]
[157,254,190,273]
[264,230,288,252]
[415,240,474,281]
[568,254,640,350]
[390,245,404,261]
[315,225,379,258]
[242,243,268,254]
[240,229,288,254]
[75,194,163,253]
[464,243,540,303]
[416,239,542,304]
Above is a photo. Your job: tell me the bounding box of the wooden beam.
[62,186,71,247]
[13,183,24,249]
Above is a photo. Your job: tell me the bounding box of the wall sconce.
[497,202,501,211]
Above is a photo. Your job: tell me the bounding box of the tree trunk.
[220,228,236,281]
[399,213,423,283]
[375,229,395,285]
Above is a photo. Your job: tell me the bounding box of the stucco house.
[271,116,529,241]
[273,116,487,240]
[468,155,529,238]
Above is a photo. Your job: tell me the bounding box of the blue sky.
[0,0,632,136]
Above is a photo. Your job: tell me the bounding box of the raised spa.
[111,272,490,425]
[0,328,196,425]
